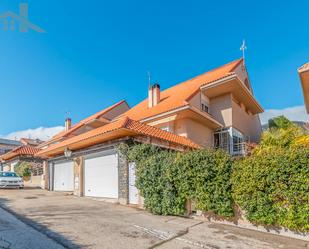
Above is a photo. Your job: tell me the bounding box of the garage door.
[84,152,118,198]
[53,161,74,191]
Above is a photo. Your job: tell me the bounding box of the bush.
[172,149,233,217]
[232,146,309,232]
[122,143,184,215]
[15,162,31,178]
[260,116,304,149]
[119,143,233,217]
[119,118,309,232]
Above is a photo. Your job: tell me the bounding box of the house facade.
[0,138,22,171]
[0,138,21,156]
[123,58,262,154]
[37,58,263,206]
[298,62,309,113]
[0,138,44,187]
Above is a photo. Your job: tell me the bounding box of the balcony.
[214,128,254,156]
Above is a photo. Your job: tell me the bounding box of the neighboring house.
[0,139,44,187]
[20,138,44,146]
[0,138,22,171]
[298,62,309,113]
[0,146,42,172]
[37,58,263,206]
[0,138,21,156]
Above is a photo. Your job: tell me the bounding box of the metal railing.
[232,142,247,156]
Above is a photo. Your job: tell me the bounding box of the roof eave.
[140,105,190,123]
[200,74,264,114]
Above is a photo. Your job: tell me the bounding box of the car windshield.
[0,172,19,177]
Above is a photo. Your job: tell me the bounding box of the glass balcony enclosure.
[214,127,247,156]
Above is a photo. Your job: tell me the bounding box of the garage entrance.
[53,161,74,191]
[84,151,118,198]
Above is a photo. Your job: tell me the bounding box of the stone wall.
[73,157,84,196]
[118,151,128,205]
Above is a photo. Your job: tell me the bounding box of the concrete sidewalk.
[0,189,308,249]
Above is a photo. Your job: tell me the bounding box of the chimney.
[152,83,160,106]
[65,118,72,131]
[148,83,160,108]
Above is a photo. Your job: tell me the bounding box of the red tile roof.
[55,100,127,139]
[38,100,128,148]
[20,138,44,146]
[37,117,200,157]
[0,146,41,161]
[298,62,309,73]
[122,58,243,121]
[37,58,256,157]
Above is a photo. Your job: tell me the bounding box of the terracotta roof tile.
[54,100,127,139]
[38,100,128,149]
[37,117,200,157]
[125,118,199,148]
[122,58,243,121]
[0,146,41,161]
[20,138,43,146]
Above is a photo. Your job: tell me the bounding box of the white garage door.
[53,161,74,191]
[84,152,118,198]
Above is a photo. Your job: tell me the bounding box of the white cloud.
[0,126,64,141]
[260,105,309,124]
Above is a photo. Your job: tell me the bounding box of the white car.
[0,171,24,189]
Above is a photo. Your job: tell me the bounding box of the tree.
[260,116,303,148]
[268,116,294,130]
[15,162,31,178]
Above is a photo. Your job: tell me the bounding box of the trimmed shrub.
[232,146,309,232]
[172,149,233,217]
[122,143,184,215]
[119,143,234,217]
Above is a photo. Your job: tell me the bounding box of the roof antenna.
[147,71,152,88]
[240,40,247,65]
[65,110,71,119]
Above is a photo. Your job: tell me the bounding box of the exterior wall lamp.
[64,147,72,159]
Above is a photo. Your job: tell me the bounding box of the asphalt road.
[0,206,64,249]
[0,188,308,249]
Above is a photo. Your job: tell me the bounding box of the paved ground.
[0,188,308,249]
[0,206,63,249]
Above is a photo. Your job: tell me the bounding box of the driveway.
[0,189,307,249]
[0,206,63,249]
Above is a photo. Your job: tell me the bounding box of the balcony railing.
[232,142,247,156]
[216,142,255,157]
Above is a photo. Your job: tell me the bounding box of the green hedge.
[119,143,309,232]
[119,143,233,216]
[232,146,309,232]
[172,149,233,217]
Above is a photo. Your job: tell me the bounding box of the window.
[214,128,230,153]
[161,126,170,132]
[201,103,209,113]
[232,129,245,155]
[0,172,19,177]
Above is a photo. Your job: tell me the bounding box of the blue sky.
[0,0,308,138]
